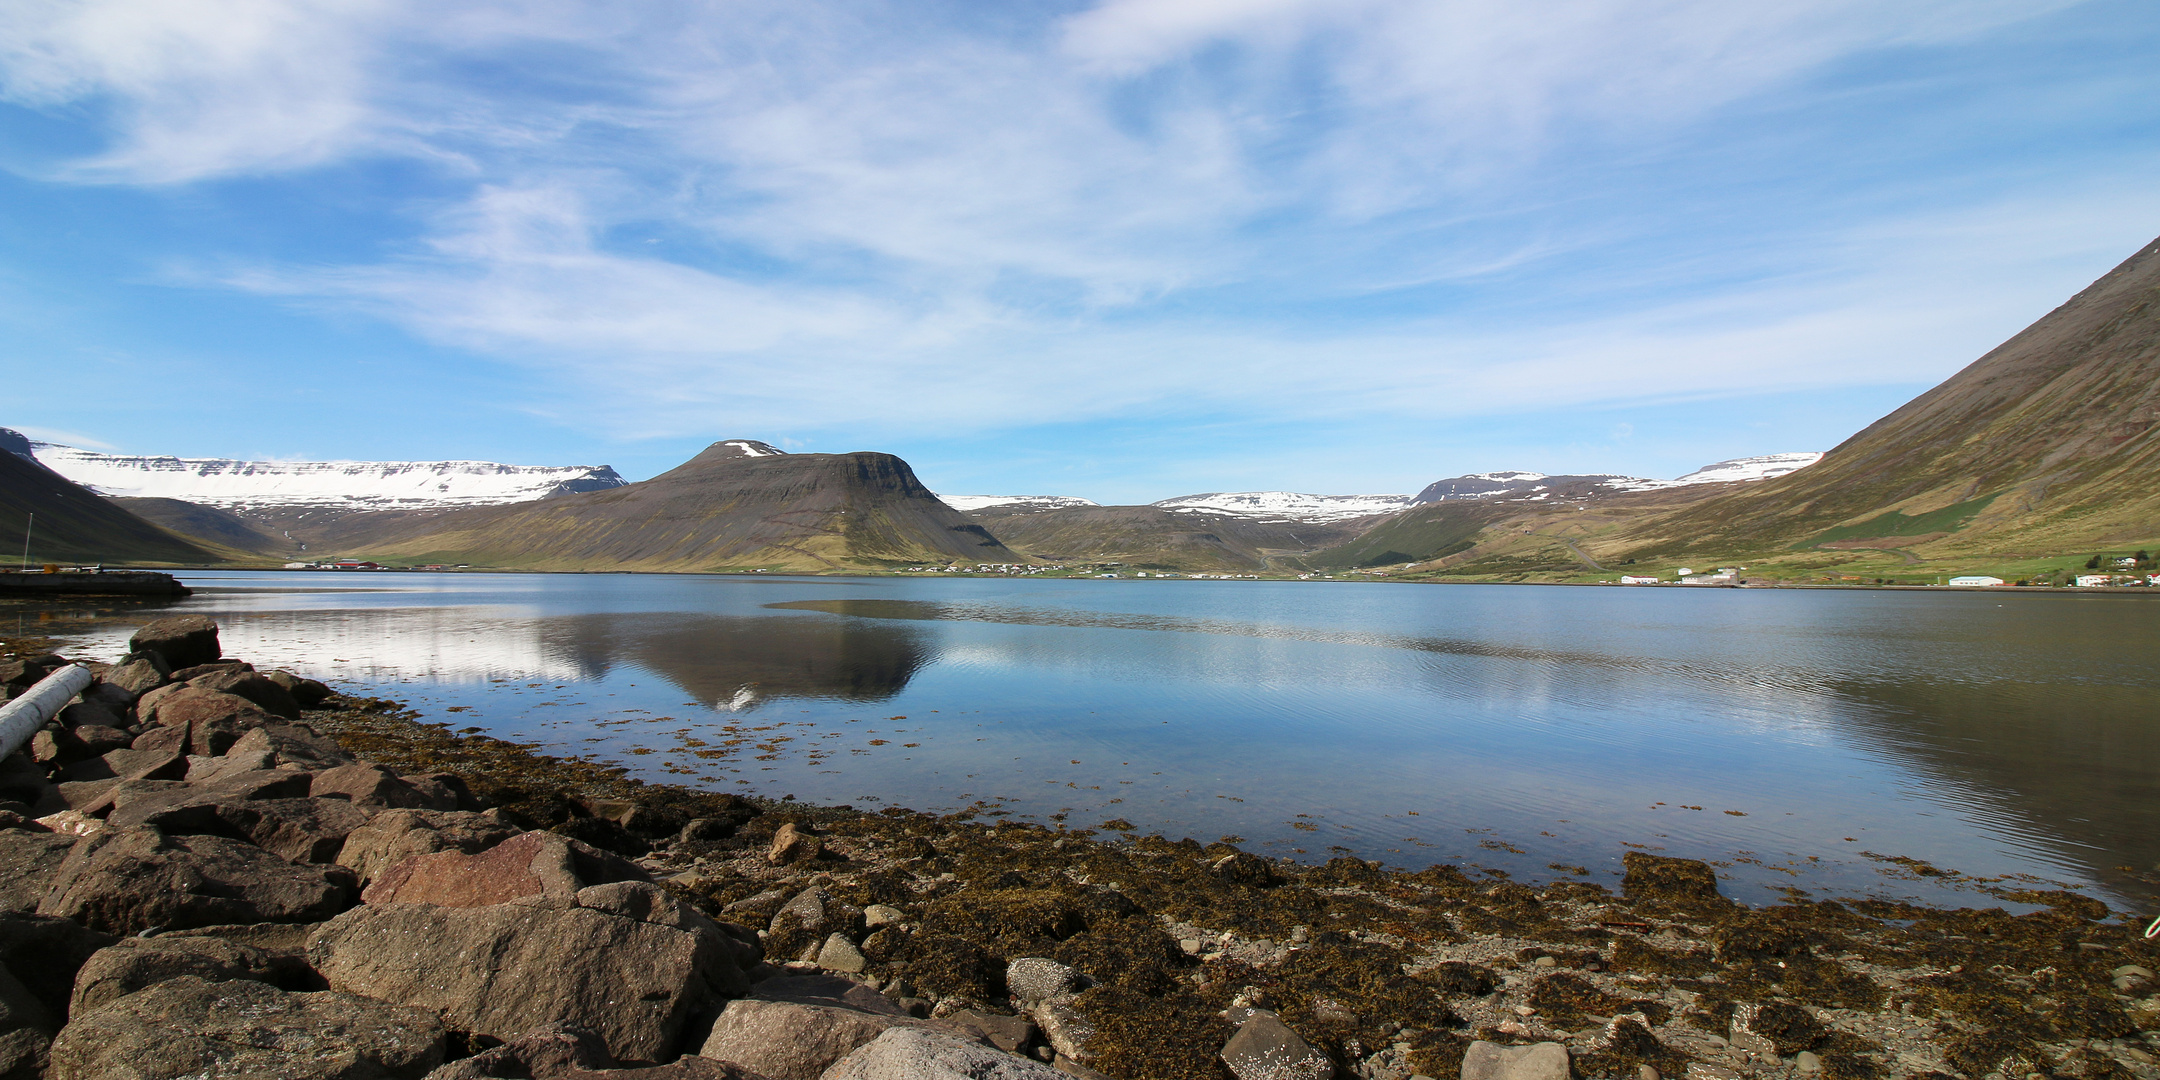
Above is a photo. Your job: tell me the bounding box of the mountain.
[1150,491,1415,522]
[110,498,295,558]
[317,439,1019,571]
[1619,234,2160,561]
[936,494,1100,513]
[25,441,626,512]
[1411,454,1822,503]
[964,502,1382,572]
[0,430,230,565]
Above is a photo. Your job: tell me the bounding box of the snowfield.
[937,494,1101,513]
[1150,491,1416,522]
[28,442,627,511]
[1602,453,1825,492]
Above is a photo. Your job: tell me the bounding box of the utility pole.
[18,513,29,572]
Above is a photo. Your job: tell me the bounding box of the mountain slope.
[111,498,296,558]
[1624,234,2160,559]
[969,503,1383,571]
[320,440,1018,571]
[0,432,230,565]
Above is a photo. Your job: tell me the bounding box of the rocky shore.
[0,616,2155,1080]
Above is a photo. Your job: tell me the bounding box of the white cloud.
[3,0,2140,451]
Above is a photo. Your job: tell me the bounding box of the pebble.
[1638,1067,1661,1080]
[1794,1051,1823,1074]
[863,904,904,929]
[1533,956,1557,968]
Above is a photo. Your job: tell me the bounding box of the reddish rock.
[335,809,522,886]
[263,670,333,708]
[363,831,648,908]
[167,661,251,682]
[186,669,302,721]
[311,763,457,811]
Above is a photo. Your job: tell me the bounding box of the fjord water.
[33,571,2160,909]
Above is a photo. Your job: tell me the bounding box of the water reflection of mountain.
[536,612,930,707]
[1828,676,2160,899]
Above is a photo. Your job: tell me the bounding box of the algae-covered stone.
[1620,853,1721,904]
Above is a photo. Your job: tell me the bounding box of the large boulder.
[698,999,934,1080]
[362,830,647,907]
[98,654,170,702]
[0,915,120,1020]
[186,669,302,721]
[37,825,356,934]
[1460,1041,1571,1080]
[127,617,221,670]
[824,1027,1065,1080]
[68,935,282,1016]
[1220,1011,1330,1080]
[263,669,334,708]
[312,763,459,811]
[225,723,354,771]
[143,688,274,756]
[765,886,863,961]
[309,881,753,1065]
[117,795,371,865]
[335,809,522,886]
[47,975,445,1080]
[0,826,76,914]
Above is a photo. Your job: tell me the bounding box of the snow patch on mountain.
[939,494,1100,513]
[26,441,627,511]
[1151,491,1415,522]
[1604,452,1825,491]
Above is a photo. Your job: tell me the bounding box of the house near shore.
[2075,574,2117,587]
[1947,575,2005,586]
[1619,575,1660,584]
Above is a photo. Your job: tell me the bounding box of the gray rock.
[819,933,869,973]
[1461,1041,1570,1080]
[0,828,75,915]
[309,888,749,1065]
[698,998,929,1080]
[334,808,522,885]
[1226,1010,1321,1080]
[825,1027,1064,1080]
[143,688,274,755]
[1793,1051,1822,1075]
[768,886,861,958]
[55,700,125,732]
[721,888,790,924]
[1005,958,1085,1008]
[68,935,281,1016]
[47,974,444,1080]
[36,825,356,934]
[863,904,905,929]
[128,616,222,670]
[216,797,375,863]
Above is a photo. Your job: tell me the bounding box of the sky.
[2,0,2157,504]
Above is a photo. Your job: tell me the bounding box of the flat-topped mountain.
[23,439,625,512]
[325,439,1017,571]
[0,431,228,565]
[1151,491,1415,522]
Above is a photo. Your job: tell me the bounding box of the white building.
[1620,575,1660,584]
[2075,574,2116,587]
[1947,576,2005,587]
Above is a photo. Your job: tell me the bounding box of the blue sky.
[3,0,2157,503]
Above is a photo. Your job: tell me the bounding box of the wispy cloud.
[3,0,2152,477]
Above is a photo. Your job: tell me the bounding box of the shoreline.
[296,691,2160,1080]
[9,620,2160,1079]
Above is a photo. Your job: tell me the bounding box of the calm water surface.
[16,571,2159,910]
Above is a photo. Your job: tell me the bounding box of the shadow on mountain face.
[535,611,931,707]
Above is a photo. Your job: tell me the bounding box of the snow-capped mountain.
[1151,491,1416,522]
[937,494,1100,513]
[1603,453,1825,492]
[19,436,626,512]
[1415,454,1824,503]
